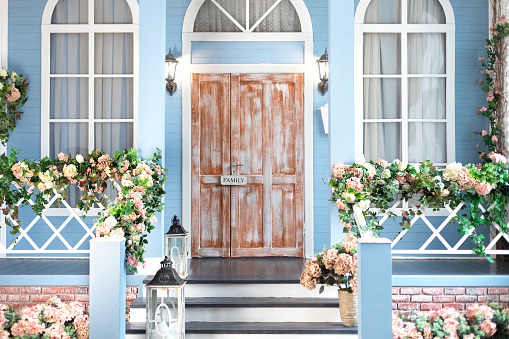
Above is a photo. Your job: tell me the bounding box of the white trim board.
[182,0,315,258]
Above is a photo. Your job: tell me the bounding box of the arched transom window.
[194,0,301,33]
[355,0,455,166]
[41,0,139,159]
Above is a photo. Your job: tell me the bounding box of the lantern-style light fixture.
[317,48,329,96]
[165,215,188,278]
[165,48,179,96]
[146,257,186,339]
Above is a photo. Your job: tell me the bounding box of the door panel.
[191,73,231,257]
[230,74,304,257]
[191,73,304,257]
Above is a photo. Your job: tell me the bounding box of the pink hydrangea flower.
[346,177,364,191]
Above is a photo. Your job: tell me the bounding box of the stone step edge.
[126,322,358,335]
[130,297,339,309]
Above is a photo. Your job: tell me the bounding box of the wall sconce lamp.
[165,48,179,96]
[317,48,328,96]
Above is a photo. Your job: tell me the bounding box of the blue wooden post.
[358,238,392,338]
[139,0,166,258]
[328,0,355,245]
[89,238,126,339]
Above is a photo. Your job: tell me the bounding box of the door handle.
[231,161,243,175]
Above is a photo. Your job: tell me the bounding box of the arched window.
[194,0,301,32]
[41,0,139,158]
[354,0,455,165]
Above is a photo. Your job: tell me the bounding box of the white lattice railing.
[354,201,509,256]
[0,184,103,255]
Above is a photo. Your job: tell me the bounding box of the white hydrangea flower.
[0,69,7,77]
[75,154,84,163]
[342,192,356,203]
[357,199,371,212]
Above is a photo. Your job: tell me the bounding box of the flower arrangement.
[393,303,509,339]
[329,157,509,261]
[0,69,29,146]
[0,298,89,339]
[0,148,167,273]
[300,234,358,294]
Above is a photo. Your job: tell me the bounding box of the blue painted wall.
[6,0,490,256]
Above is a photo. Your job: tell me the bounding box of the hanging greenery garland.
[0,69,29,146]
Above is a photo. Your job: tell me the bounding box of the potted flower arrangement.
[300,233,358,327]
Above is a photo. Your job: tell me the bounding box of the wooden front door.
[191,73,304,257]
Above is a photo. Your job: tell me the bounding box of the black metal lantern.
[317,48,329,96]
[146,257,186,339]
[165,215,188,278]
[165,49,179,96]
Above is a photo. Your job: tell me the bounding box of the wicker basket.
[338,290,358,327]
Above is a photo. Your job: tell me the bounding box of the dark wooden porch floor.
[1,257,509,284]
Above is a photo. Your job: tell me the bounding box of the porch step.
[126,321,358,338]
[130,297,341,323]
[143,277,339,298]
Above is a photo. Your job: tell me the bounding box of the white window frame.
[182,0,315,258]
[41,0,140,158]
[354,0,456,166]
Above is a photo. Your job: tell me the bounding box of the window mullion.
[88,27,94,154]
[401,30,408,163]
[246,0,249,31]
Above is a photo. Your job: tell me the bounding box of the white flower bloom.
[342,192,356,203]
[443,162,463,182]
[104,216,117,227]
[0,82,3,90]
[45,181,54,189]
[363,163,376,177]
[398,161,408,172]
[122,179,134,187]
[381,169,391,179]
[433,176,442,182]
[75,154,84,163]
[357,199,371,212]
[0,69,7,77]
[39,170,52,183]
[109,228,124,239]
[402,183,411,192]
[63,164,78,178]
[411,164,420,173]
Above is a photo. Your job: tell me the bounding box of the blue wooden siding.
[191,41,305,64]
[5,0,489,256]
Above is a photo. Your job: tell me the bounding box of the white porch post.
[138,0,166,258]
[328,0,355,245]
[89,238,127,339]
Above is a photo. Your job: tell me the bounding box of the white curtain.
[407,0,446,163]
[363,0,446,163]
[194,0,301,32]
[363,0,401,162]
